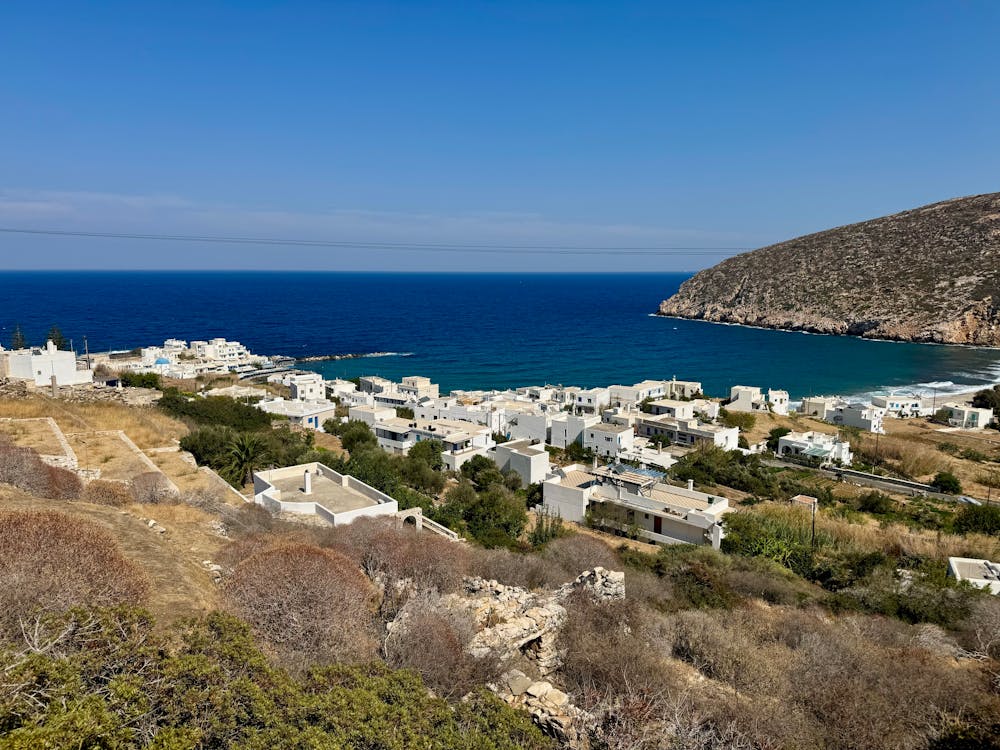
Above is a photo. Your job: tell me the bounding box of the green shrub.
[0,607,552,749]
[119,371,162,389]
[930,471,962,495]
[953,504,1000,536]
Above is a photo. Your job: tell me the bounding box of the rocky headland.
[658,193,1000,346]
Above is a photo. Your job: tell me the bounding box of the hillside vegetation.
[659,193,1000,345]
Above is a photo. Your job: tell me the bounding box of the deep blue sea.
[2,271,1000,400]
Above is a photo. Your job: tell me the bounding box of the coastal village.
[2,333,998,596]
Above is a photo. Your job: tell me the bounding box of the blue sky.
[1,1,997,271]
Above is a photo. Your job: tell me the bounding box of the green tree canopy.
[46,325,69,350]
[10,324,27,349]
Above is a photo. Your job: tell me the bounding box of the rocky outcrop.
[658,193,1000,346]
[388,569,626,748]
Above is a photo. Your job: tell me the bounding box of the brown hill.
[658,193,1000,345]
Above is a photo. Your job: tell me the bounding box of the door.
[653,516,662,535]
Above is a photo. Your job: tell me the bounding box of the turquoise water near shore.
[2,271,999,400]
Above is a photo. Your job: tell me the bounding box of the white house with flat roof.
[800,396,884,433]
[942,403,994,430]
[398,375,439,400]
[871,392,934,418]
[947,557,1000,594]
[635,414,739,450]
[549,413,601,449]
[575,387,610,415]
[727,385,789,416]
[582,422,635,458]
[348,404,396,427]
[776,431,853,466]
[0,340,94,387]
[253,462,399,526]
[489,439,552,485]
[257,397,338,431]
[608,380,670,407]
[542,464,730,549]
[647,399,696,419]
[326,378,359,400]
[289,373,326,401]
[664,378,702,400]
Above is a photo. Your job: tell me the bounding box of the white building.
[549,413,601,449]
[635,414,740,450]
[608,380,670,407]
[253,462,398,527]
[348,404,396,427]
[575,387,611,415]
[800,396,884,433]
[190,338,253,365]
[326,378,359,400]
[646,399,696,420]
[582,422,635,458]
[542,464,730,549]
[398,375,439,400]
[372,415,495,470]
[871,392,934,418]
[257,397,338,431]
[727,385,789,416]
[289,373,326,401]
[408,418,496,470]
[941,402,994,430]
[776,431,853,466]
[359,375,395,394]
[489,439,552,486]
[947,557,1000,595]
[0,340,94,387]
[664,378,703,400]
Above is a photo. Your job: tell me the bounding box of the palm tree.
[227,433,267,487]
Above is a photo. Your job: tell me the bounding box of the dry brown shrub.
[225,542,379,668]
[789,622,990,750]
[325,518,470,595]
[665,608,792,697]
[0,441,47,495]
[541,534,620,580]
[0,510,149,638]
[130,471,174,504]
[467,546,560,590]
[43,464,82,499]
[384,594,501,699]
[82,479,135,507]
[559,591,675,704]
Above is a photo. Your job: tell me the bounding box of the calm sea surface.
[2,271,999,400]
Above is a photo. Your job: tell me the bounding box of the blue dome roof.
[154,357,170,365]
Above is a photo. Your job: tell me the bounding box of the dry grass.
[753,503,1000,561]
[0,486,224,623]
[147,449,222,494]
[0,396,187,449]
[0,418,64,454]
[741,411,840,445]
[66,431,153,480]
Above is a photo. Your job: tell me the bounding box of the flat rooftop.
[270,473,375,514]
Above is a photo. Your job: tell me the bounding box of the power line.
[0,227,747,256]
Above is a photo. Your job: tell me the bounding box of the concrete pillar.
[303,469,312,495]
[687,479,694,491]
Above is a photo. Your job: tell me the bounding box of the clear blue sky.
[1,1,997,271]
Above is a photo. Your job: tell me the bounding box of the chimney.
[687,479,694,491]
[303,469,312,495]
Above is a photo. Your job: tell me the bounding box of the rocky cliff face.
[658,193,1000,346]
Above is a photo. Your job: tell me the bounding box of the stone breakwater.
[296,351,413,363]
